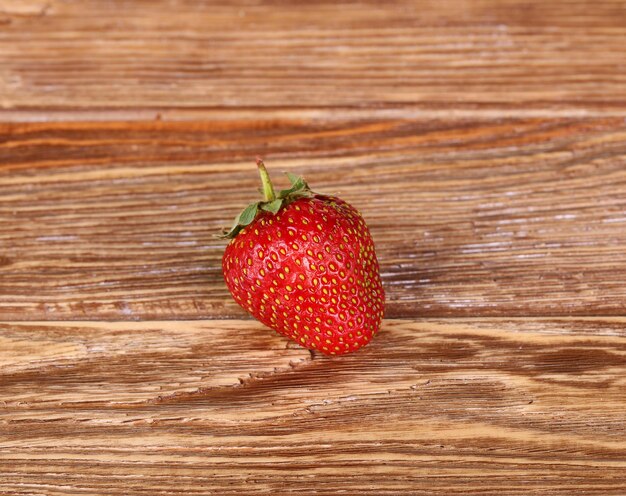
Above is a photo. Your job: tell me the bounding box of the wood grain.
[2,117,626,319]
[1,318,625,495]
[1,0,626,115]
[2,1,626,494]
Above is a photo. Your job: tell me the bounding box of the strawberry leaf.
[220,202,259,239]
[278,174,309,198]
[238,202,259,225]
[219,161,317,239]
[261,199,283,214]
[286,171,301,185]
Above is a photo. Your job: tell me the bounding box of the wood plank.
[1,0,625,115]
[2,118,626,319]
[1,318,625,495]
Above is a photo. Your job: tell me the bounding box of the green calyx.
[220,159,314,239]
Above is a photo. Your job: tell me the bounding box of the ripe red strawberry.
[221,159,384,355]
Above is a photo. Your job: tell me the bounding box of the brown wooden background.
[1,1,625,494]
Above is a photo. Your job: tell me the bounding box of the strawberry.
[221,159,384,355]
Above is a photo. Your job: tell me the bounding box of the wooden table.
[2,1,625,494]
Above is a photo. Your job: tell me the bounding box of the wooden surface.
[1,1,626,494]
[2,319,625,495]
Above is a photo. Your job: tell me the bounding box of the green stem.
[256,158,276,202]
